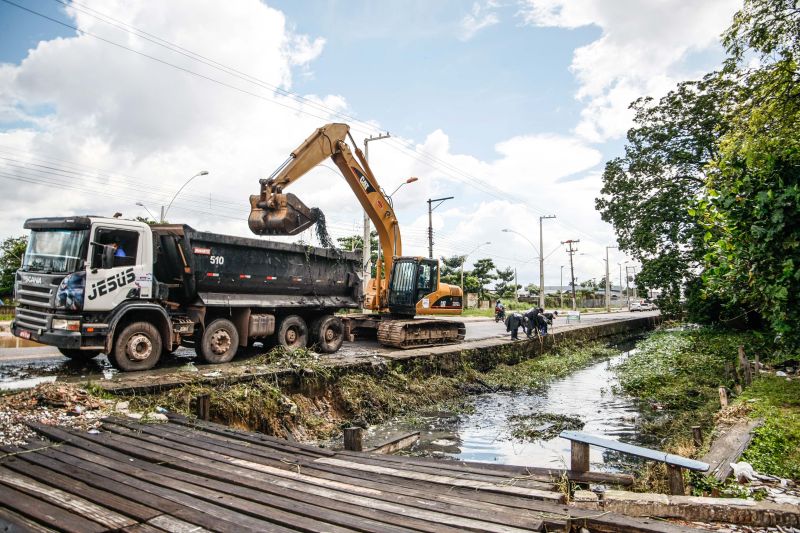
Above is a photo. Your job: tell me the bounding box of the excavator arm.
[249,123,402,304]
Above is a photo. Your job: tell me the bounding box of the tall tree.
[494,267,517,298]
[440,254,466,287]
[471,258,496,300]
[700,0,800,346]
[0,235,27,297]
[595,73,733,315]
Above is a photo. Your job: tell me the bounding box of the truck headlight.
[56,272,86,312]
[52,319,81,331]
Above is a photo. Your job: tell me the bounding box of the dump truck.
[12,216,361,371]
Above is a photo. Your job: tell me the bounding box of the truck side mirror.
[101,245,114,269]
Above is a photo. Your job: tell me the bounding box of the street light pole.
[162,170,209,222]
[538,215,556,308]
[560,265,564,309]
[427,196,454,258]
[605,245,617,312]
[561,239,580,310]
[363,133,390,291]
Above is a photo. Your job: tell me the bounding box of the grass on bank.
[614,326,800,487]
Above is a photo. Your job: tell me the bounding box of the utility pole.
[605,245,617,313]
[538,215,556,309]
[514,268,518,303]
[562,239,580,310]
[560,265,565,309]
[427,196,454,258]
[363,133,390,294]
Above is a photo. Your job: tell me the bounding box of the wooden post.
[196,394,210,421]
[570,441,590,473]
[754,353,760,378]
[719,387,728,407]
[692,426,703,448]
[343,427,363,452]
[739,346,752,386]
[667,465,685,495]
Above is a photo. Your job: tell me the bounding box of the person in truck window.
[111,239,127,257]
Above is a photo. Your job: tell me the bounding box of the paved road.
[0,311,659,388]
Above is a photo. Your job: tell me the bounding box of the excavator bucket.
[248,192,316,236]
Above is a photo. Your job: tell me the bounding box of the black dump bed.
[151,225,362,310]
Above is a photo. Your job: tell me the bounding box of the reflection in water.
[368,345,647,472]
[0,336,44,349]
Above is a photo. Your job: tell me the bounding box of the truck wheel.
[197,318,239,364]
[58,348,101,361]
[311,315,344,353]
[277,315,308,351]
[111,321,162,371]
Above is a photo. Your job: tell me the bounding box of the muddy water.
[366,344,648,472]
[0,336,44,349]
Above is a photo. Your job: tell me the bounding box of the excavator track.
[377,319,466,349]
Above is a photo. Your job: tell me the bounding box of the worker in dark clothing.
[543,310,559,325]
[505,312,525,340]
[522,308,540,337]
[536,307,549,335]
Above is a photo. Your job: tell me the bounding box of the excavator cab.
[388,257,462,317]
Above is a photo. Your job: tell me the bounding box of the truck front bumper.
[12,322,82,350]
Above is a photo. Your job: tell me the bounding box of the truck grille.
[15,307,49,330]
[16,278,57,309]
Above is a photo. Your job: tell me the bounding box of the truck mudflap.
[377,319,466,349]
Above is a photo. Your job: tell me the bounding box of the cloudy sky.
[0,0,741,288]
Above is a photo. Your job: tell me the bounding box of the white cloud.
[518,0,741,141]
[459,1,500,41]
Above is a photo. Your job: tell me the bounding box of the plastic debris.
[730,461,756,483]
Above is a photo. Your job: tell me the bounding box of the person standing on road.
[505,312,525,340]
[523,307,539,337]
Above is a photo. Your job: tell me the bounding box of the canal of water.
[362,340,652,473]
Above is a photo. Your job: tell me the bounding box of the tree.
[524,283,539,296]
[698,0,800,347]
[0,235,27,297]
[595,74,733,316]
[133,216,158,225]
[440,255,466,287]
[494,267,518,298]
[336,231,378,277]
[470,258,496,300]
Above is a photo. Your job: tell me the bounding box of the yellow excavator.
[248,123,465,348]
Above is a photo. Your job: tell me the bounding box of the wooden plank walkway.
[0,416,699,532]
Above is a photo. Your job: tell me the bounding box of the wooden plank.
[336,449,634,486]
[122,524,170,533]
[560,431,709,471]
[366,431,420,454]
[24,428,298,533]
[165,414,334,457]
[701,419,763,482]
[0,466,137,530]
[314,457,563,501]
[0,507,58,533]
[2,455,162,522]
[124,420,554,491]
[147,515,213,533]
[87,427,537,533]
[75,425,548,532]
[0,483,107,533]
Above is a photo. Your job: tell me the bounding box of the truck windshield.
[22,229,88,273]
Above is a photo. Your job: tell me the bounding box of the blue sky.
[0,0,741,286]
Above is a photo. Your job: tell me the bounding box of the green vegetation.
[739,378,800,480]
[484,341,618,391]
[616,328,765,438]
[595,0,800,352]
[508,412,584,441]
[0,235,26,297]
[615,326,800,489]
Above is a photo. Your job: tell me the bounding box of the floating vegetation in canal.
[482,341,619,391]
[507,412,585,441]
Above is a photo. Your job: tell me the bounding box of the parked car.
[631,300,656,311]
